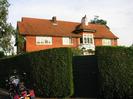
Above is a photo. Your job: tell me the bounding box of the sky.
[8,0,133,46]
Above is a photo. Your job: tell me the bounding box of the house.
[17,16,118,54]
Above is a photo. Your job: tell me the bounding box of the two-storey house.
[17,16,118,54]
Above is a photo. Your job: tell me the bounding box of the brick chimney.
[81,15,88,25]
[52,16,57,25]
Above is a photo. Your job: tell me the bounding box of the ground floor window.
[62,37,73,45]
[102,39,111,46]
[36,36,52,45]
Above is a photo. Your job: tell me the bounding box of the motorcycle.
[13,89,35,99]
[6,71,35,99]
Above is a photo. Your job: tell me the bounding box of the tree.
[90,16,109,29]
[0,0,15,55]
[130,43,133,49]
[0,51,4,58]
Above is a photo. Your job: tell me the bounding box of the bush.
[71,48,82,56]
[0,51,4,58]
[96,46,133,99]
[0,48,74,98]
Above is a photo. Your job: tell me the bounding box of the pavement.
[0,88,9,95]
[0,88,9,99]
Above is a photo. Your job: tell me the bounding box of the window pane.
[36,36,52,45]
[80,38,83,43]
[102,39,111,45]
[62,37,73,45]
[83,34,94,44]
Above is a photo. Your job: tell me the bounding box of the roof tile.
[17,17,118,39]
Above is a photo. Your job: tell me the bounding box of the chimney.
[81,15,88,25]
[52,16,57,25]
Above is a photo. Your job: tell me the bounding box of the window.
[102,39,111,46]
[62,37,73,45]
[83,34,94,44]
[36,36,52,45]
[80,38,83,43]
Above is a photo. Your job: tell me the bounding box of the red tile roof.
[17,17,118,39]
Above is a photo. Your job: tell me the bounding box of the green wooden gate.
[73,55,99,98]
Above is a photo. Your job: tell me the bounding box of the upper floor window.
[102,39,111,46]
[36,36,52,45]
[62,37,73,45]
[83,34,94,44]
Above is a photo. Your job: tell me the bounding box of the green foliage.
[16,34,25,54]
[90,16,107,25]
[0,48,74,98]
[71,48,82,56]
[0,51,4,58]
[0,0,9,21]
[91,18,107,25]
[96,46,133,99]
[90,16,109,29]
[0,0,15,55]
[130,44,133,49]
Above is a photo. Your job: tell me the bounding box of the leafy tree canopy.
[130,43,133,49]
[0,51,4,58]
[90,16,109,29]
[0,0,15,55]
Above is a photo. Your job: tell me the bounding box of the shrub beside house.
[0,51,4,58]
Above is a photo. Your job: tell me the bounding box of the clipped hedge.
[96,46,133,99]
[0,48,74,98]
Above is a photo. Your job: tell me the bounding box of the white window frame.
[102,39,111,46]
[36,36,52,45]
[83,34,94,44]
[62,37,73,45]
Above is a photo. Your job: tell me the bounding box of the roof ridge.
[21,17,107,27]
[21,17,80,24]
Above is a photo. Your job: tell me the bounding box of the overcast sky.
[8,0,133,46]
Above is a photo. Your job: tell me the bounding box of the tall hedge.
[96,46,133,99]
[0,48,74,98]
